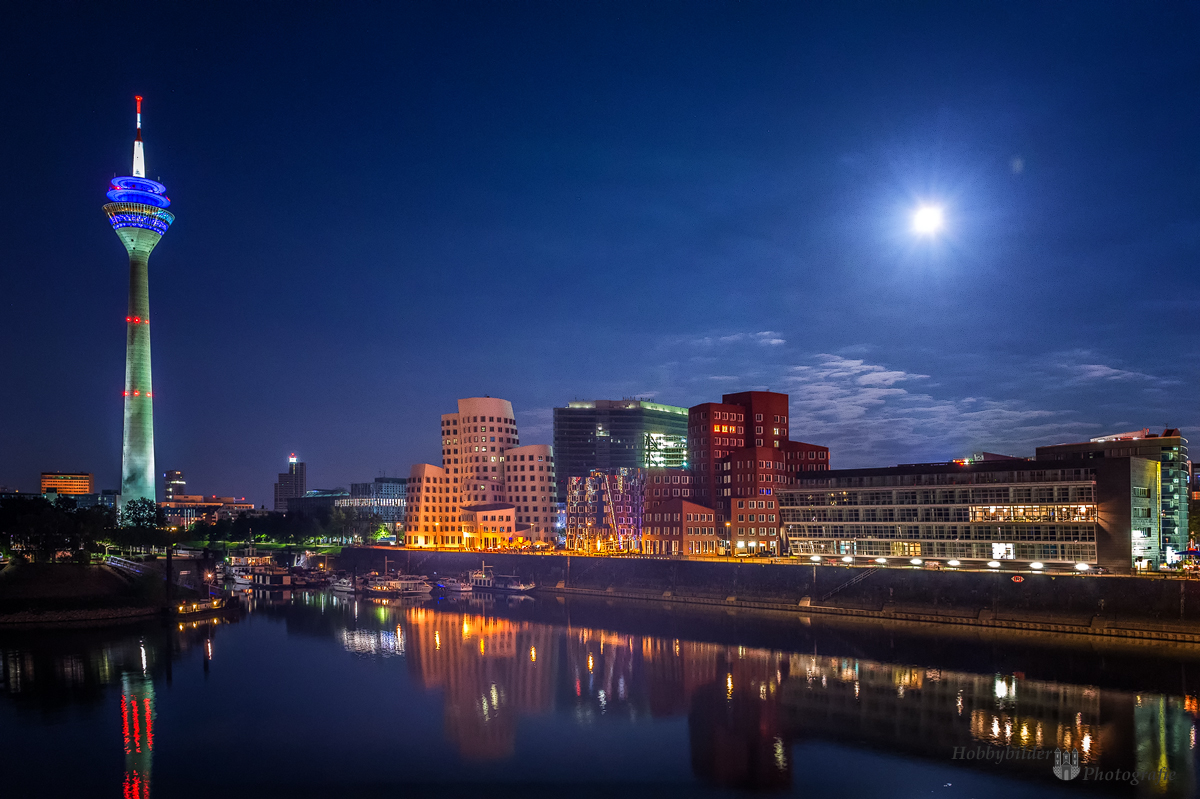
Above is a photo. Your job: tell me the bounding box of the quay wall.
[335,547,1200,633]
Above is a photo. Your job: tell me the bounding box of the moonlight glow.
[911,205,945,235]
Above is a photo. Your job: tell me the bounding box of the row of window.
[797,470,1098,489]
[785,485,1096,507]
[788,539,1098,562]
[786,524,1097,542]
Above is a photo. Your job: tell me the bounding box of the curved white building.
[504,444,556,542]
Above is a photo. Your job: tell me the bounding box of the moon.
[911,205,945,235]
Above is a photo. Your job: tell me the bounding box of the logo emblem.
[1053,748,1080,780]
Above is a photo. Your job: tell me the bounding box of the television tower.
[103,96,174,507]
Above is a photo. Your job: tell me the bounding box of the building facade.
[335,477,408,531]
[565,467,719,554]
[503,444,556,541]
[782,457,1160,574]
[161,495,254,528]
[1036,429,1188,566]
[405,397,558,550]
[163,470,185,500]
[274,454,307,512]
[553,400,689,502]
[642,497,722,557]
[688,391,829,551]
[286,489,349,515]
[565,468,648,553]
[40,472,94,496]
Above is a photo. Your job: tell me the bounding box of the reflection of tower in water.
[120,673,155,798]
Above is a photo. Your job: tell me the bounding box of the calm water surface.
[2,591,1198,798]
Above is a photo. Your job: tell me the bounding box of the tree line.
[0,494,390,562]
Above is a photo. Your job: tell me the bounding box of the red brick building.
[688,391,828,555]
[642,497,722,557]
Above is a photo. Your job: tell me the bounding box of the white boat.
[436,576,473,593]
[469,563,535,593]
[365,574,433,596]
[330,576,357,593]
[227,551,274,586]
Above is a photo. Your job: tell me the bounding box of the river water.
[2,591,1197,798]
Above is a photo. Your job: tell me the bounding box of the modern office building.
[335,477,408,531]
[286,489,349,515]
[782,457,1160,574]
[161,495,254,528]
[75,490,121,510]
[688,391,829,552]
[1036,429,1188,565]
[274,454,307,512]
[104,97,174,507]
[565,468,648,553]
[553,400,689,502]
[163,470,185,500]
[565,467,712,554]
[40,472,94,496]
[404,464,453,547]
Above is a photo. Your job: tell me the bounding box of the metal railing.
[105,555,149,575]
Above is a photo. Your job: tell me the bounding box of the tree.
[115,498,169,550]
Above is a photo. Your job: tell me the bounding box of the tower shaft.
[119,226,160,504]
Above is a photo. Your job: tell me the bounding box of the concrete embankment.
[337,547,1200,644]
[0,562,200,628]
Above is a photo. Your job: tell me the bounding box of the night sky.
[3,2,1198,504]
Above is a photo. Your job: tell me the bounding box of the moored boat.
[436,576,473,593]
[468,563,534,593]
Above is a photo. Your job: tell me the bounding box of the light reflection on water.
[1,591,1198,797]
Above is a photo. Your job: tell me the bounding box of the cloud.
[779,354,1087,465]
[1051,350,1178,386]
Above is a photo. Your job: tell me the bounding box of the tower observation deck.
[104,96,173,507]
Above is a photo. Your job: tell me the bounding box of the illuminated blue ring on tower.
[103,202,175,236]
[106,176,171,209]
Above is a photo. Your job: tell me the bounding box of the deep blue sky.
[3,2,1198,504]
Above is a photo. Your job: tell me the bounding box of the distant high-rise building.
[1036,429,1188,568]
[40,472,95,496]
[274,454,307,512]
[553,399,689,502]
[163,470,185,500]
[104,96,174,508]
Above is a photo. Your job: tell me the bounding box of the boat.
[330,575,357,593]
[468,563,535,593]
[227,550,274,586]
[435,576,473,594]
[175,597,227,618]
[365,574,433,596]
[249,565,292,589]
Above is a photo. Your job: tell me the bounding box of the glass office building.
[782,456,1160,574]
[1036,429,1187,566]
[553,400,688,502]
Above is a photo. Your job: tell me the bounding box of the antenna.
[131,95,146,178]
